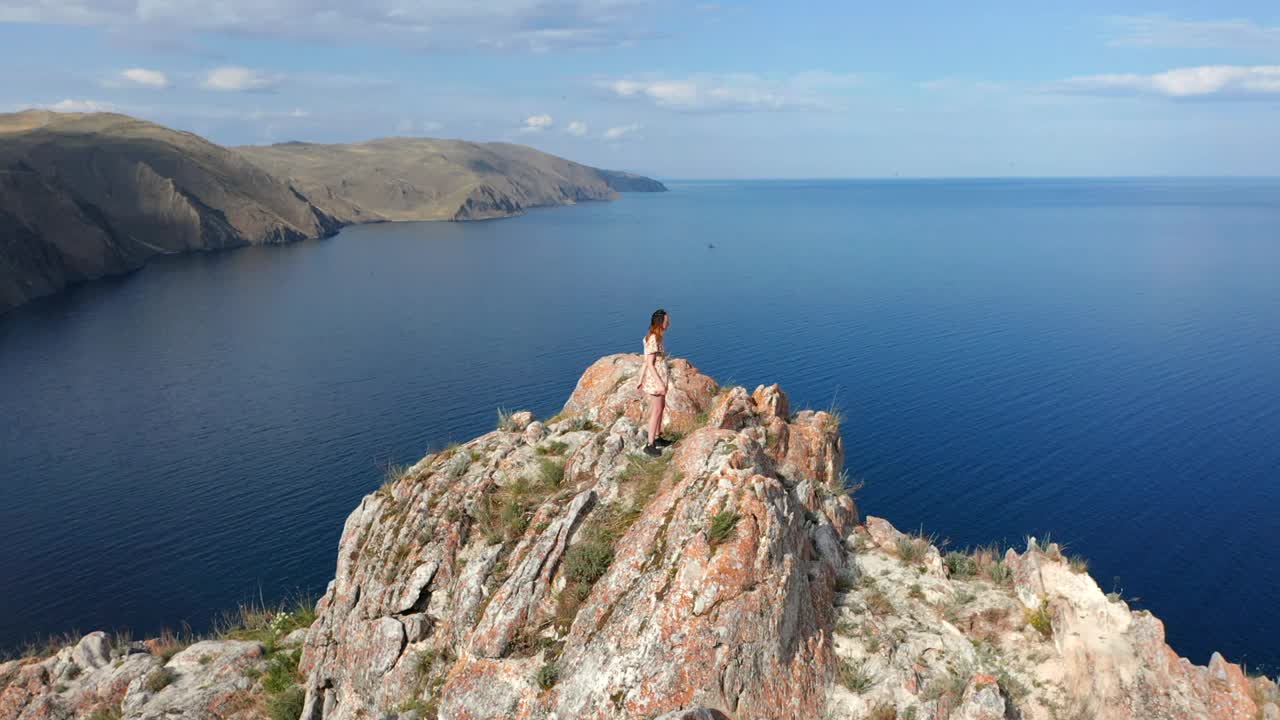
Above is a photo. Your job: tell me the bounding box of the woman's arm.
[637,353,651,390]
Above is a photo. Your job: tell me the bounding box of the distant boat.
[708,242,716,249]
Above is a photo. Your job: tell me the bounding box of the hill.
[0,111,340,313]
[236,138,666,223]
[0,112,666,314]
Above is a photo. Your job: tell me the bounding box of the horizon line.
[651,175,1280,182]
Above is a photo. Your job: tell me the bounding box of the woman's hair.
[647,308,668,341]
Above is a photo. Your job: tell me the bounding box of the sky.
[1,1,1279,178]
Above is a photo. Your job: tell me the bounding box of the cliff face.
[0,110,341,314]
[235,139,667,224]
[2,356,1276,720]
[294,355,1275,720]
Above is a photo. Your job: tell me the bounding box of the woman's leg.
[649,393,666,444]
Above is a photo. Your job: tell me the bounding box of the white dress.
[642,333,669,396]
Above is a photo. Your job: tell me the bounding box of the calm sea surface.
[2,179,1278,671]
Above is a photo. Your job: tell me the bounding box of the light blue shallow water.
[1,178,1278,672]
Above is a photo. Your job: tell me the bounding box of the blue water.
[1,179,1278,673]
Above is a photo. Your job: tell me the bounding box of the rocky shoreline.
[3,355,1277,719]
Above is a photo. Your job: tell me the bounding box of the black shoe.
[654,436,675,447]
[642,443,662,457]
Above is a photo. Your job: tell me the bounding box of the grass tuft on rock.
[707,510,740,547]
[869,703,898,720]
[87,706,123,720]
[1026,598,1054,639]
[144,668,174,693]
[536,441,569,456]
[944,551,977,578]
[837,658,873,692]
[564,541,614,585]
[537,458,565,489]
[267,686,305,720]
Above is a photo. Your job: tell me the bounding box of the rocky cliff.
[234,139,667,223]
[2,356,1276,720]
[0,111,666,315]
[0,110,342,314]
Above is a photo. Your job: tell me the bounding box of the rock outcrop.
[235,138,667,224]
[0,629,300,720]
[3,355,1276,719]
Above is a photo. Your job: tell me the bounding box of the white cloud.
[565,120,588,136]
[1056,65,1280,99]
[11,99,117,113]
[603,71,863,113]
[106,67,169,89]
[201,66,277,92]
[603,123,640,140]
[1105,16,1280,51]
[51,98,116,112]
[518,113,553,133]
[0,0,657,52]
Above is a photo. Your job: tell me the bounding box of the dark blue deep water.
[2,179,1278,672]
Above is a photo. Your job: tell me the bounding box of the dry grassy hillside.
[237,137,665,223]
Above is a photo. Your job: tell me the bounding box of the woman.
[636,308,671,456]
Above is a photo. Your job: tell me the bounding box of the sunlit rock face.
[4,353,1274,720]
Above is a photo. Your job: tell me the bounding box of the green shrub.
[1067,555,1089,574]
[535,662,560,691]
[707,511,740,547]
[144,668,173,693]
[262,648,301,694]
[564,541,614,584]
[537,458,565,488]
[895,536,922,564]
[496,407,515,431]
[986,559,1011,585]
[267,686,305,720]
[944,551,977,577]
